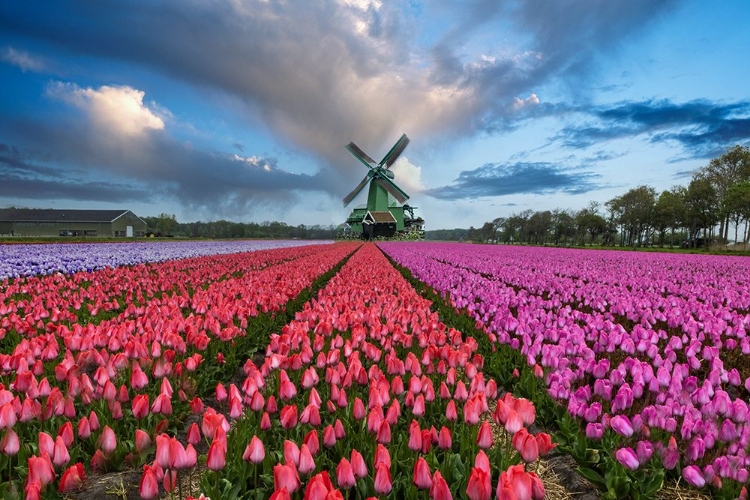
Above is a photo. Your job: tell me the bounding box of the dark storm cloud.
[427,162,601,200]
[0,114,329,220]
[557,99,750,157]
[0,1,690,163]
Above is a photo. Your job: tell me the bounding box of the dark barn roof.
[0,208,141,223]
[365,211,397,224]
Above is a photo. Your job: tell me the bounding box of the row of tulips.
[380,242,750,498]
[0,242,358,498]
[0,240,331,280]
[141,243,555,500]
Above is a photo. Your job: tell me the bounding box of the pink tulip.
[243,436,265,464]
[336,457,356,489]
[206,440,226,471]
[413,457,431,490]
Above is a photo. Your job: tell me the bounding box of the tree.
[551,209,575,246]
[684,175,720,246]
[155,213,178,236]
[653,187,686,247]
[608,186,656,246]
[700,145,750,239]
[723,181,750,244]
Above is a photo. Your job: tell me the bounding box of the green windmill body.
[341,134,424,240]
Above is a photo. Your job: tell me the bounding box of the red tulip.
[77,417,91,440]
[0,403,17,429]
[408,420,422,451]
[53,436,71,467]
[431,470,453,500]
[477,421,493,449]
[99,425,117,456]
[269,487,291,500]
[90,449,108,472]
[279,379,298,401]
[535,433,556,456]
[284,440,301,467]
[190,396,204,414]
[466,467,492,500]
[503,465,534,500]
[27,454,55,488]
[155,434,171,469]
[170,438,192,470]
[350,449,367,479]
[280,405,298,430]
[187,422,201,445]
[58,421,74,448]
[376,420,391,444]
[243,436,265,464]
[445,400,458,421]
[374,443,391,470]
[413,457,432,490]
[261,411,272,430]
[58,462,86,492]
[323,425,337,447]
[274,463,301,493]
[336,457,356,489]
[438,426,452,450]
[353,398,366,420]
[421,428,433,454]
[132,394,149,419]
[505,410,523,434]
[151,393,172,416]
[298,444,316,475]
[139,465,159,499]
[0,430,19,456]
[373,462,392,495]
[207,440,226,471]
[302,429,319,456]
[216,383,227,402]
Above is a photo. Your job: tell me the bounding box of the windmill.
[341,134,424,239]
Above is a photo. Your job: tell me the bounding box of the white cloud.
[2,47,45,72]
[390,156,425,195]
[47,83,165,137]
[512,93,540,110]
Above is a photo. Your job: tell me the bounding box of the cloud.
[46,83,165,137]
[0,1,690,178]
[427,162,601,200]
[556,99,750,157]
[1,46,45,72]
[389,156,424,195]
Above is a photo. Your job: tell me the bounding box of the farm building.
[0,208,148,237]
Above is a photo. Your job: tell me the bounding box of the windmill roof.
[365,211,397,223]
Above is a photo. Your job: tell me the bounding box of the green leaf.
[577,466,606,489]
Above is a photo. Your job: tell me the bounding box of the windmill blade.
[345,142,378,169]
[380,134,410,169]
[375,177,410,204]
[342,174,371,207]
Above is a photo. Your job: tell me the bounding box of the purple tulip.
[610,415,634,438]
[682,465,705,488]
[585,423,604,440]
[616,448,640,471]
[636,441,653,465]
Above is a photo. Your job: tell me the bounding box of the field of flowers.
[0,240,331,280]
[381,242,750,499]
[3,239,748,499]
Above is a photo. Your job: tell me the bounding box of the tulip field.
[2,240,749,499]
[381,242,750,499]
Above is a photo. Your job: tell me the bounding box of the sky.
[1,1,749,230]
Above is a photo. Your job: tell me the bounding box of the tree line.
[433,145,750,248]
[141,214,338,240]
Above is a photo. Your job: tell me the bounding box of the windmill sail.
[375,177,409,204]
[343,173,372,207]
[345,142,378,168]
[382,134,410,168]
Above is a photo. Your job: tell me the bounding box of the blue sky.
[1,0,749,230]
